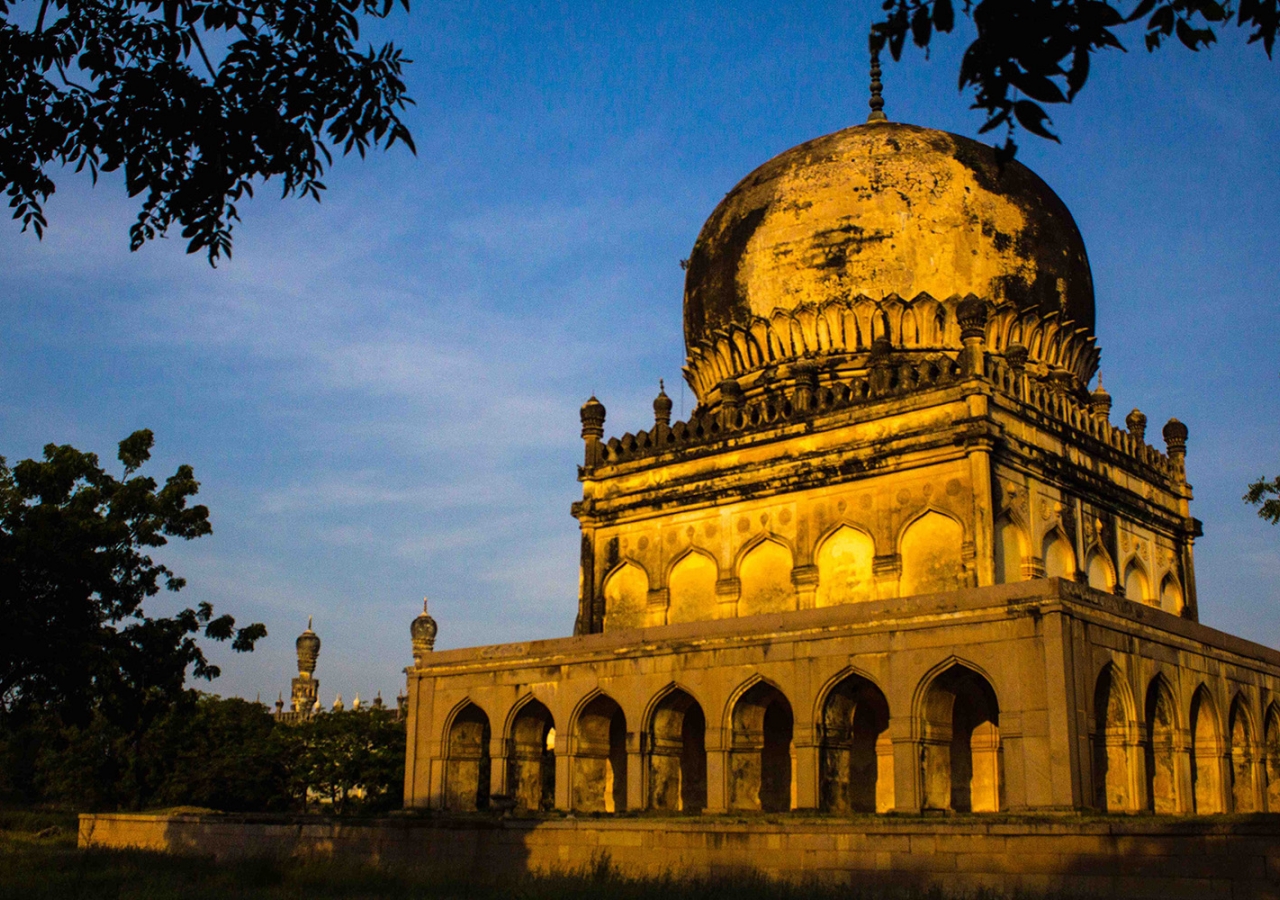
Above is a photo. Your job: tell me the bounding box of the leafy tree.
[0,429,266,808]
[873,0,1275,157]
[1245,475,1280,524]
[1,0,415,263]
[149,694,288,811]
[279,708,405,814]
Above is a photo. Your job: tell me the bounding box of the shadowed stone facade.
[403,118,1280,818]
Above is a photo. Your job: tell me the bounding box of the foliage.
[0,695,402,813]
[279,707,405,814]
[1244,475,1280,524]
[0,429,264,724]
[873,0,1275,157]
[0,0,415,263]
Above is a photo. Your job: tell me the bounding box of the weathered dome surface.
[683,122,1095,356]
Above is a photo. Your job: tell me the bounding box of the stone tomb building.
[403,119,1280,819]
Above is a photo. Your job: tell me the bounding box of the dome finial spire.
[868,30,887,123]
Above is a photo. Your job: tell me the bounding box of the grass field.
[0,809,1083,900]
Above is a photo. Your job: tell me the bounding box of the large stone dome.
[682,122,1095,389]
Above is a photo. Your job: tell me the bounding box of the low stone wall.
[79,812,1280,899]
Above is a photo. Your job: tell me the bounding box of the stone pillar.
[627,730,644,812]
[793,724,820,810]
[890,714,921,813]
[555,750,571,811]
[964,393,996,588]
[1174,728,1195,814]
[715,577,740,618]
[792,565,818,611]
[956,295,988,377]
[873,554,901,600]
[704,725,728,813]
[490,737,508,800]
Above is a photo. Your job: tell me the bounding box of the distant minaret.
[291,617,321,713]
[868,31,888,123]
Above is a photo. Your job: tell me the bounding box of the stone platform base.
[79,812,1280,899]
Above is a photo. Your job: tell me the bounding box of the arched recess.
[646,687,706,812]
[508,698,556,811]
[444,702,491,811]
[818,672,893,813]
[1042,528,1076,580]
[729,679,795,812]
[993,513,1028,584]
[899,510,965,596]
[1124,561,1152,606]
[1265,704,1280,812]
[1093,664,1136,811]
[815,525,876,606]
[737,537,796,617]
[1229,695,1257,813]
[1159,574,1185,616]
[919,662,1001,812]
[1190,686,1225,814]
[571,693,627,813]
[667,549,718,625]
[1144,676,1179,814]
[602,561,649,632]
[1085,548,1116,593]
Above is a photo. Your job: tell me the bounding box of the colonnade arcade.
[440,662,1000,815]
[439,659,1280,816]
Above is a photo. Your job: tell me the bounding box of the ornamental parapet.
[580,337,1181,490]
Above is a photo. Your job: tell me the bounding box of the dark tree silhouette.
[0,0,414,263]
[874,0,1274,157]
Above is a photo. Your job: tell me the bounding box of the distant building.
[273,619,404,723]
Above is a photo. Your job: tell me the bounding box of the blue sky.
[2,1,1278,705]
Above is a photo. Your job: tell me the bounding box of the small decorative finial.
[868,31,887,123]
[306,615,312,631]
[412,596,439,665]
[654,379,673,428]
[1089,370,1112,421]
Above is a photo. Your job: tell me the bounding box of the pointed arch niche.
[1093,665,1136,811]
[1230,696,1257,813]
[1160,574,1185,615]
[1144,677,1179,814]
[1042,528,1076,580]
[444,703,491,811]
[1265,705,1280,811]
[919,664,1001,812]
[729,681,794,812]
[900,511,965,596]
[508,699,556,812]
[572,694,627,813]
[1124,561,1152,606]
[738,538,796,617]
[819,673,893,813]
[647,688,706,812]
[815,525,875,607]
[1190,687,1224,814]
[993,514,1028,584]
[667,550,718,624]
[602,562,649,631]
[1085,548,1116,593]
